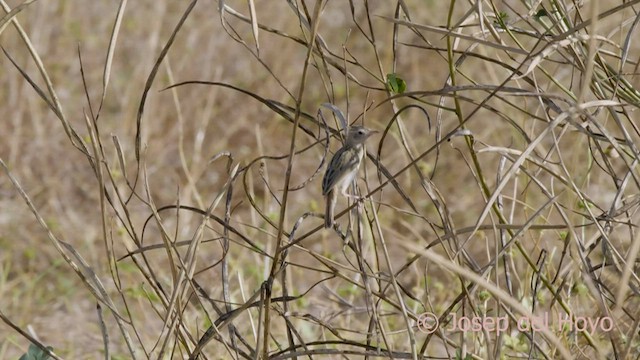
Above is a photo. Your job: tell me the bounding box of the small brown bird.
[322,126,377,229]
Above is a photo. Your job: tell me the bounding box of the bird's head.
[346,126,378,145]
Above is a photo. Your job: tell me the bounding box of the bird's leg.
[341,188,365,202]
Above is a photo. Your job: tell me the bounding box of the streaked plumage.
[322,126,377,229]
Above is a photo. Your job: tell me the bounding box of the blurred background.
[1,0,639,358]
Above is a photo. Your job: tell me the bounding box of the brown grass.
[1,0,640,359]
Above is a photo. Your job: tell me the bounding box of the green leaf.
[478,290,491,301]
[386,73,406,94]
[572,282,588,296]
[534,8,548,19]
[20,344,53,360]
[493,11,509,28]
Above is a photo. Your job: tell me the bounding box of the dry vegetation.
[1,0,640,359]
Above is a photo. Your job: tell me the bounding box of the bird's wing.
[322,147,360,195]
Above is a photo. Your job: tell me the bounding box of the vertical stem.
[261,1,324,358]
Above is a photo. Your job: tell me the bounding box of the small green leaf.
[493,11,509,28]
[534,8,548,19]
[572,282,588,296]
[577,199,593,210]
[20,344,53,360]
[386,73,406,94]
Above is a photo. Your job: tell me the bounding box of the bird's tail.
[324,190,335,229]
